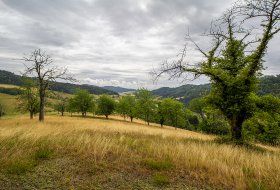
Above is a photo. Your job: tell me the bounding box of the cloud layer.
[0,0,279,89]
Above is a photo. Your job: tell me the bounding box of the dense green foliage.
[155,98,184,128]
[243,95,280,145]
[188,95,280,145]
[70,90,95,117]
[135,89,157,125]
[116,95,137,122]
[97,95,116,119]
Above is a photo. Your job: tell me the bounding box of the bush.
[243,112,280,145]
[199,119,230,135]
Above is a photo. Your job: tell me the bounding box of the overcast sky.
[0,0,279,89]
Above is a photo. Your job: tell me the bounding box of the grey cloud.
[0,0,279,89]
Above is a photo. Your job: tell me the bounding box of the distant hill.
[152,84,211,105]
[103,86,135,93]
[0,70,118,95]
[152,75,280,105]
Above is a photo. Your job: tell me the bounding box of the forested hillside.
[0,70,118,95]
[152,84,211,104]
[152,75,280,104]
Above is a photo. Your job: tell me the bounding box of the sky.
[0,0,279,89]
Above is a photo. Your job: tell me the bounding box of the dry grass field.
[0,115,280,189]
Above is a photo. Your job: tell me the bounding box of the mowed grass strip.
[0,116,279,189]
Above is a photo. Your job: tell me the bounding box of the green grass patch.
[152,173,169,186]
[33,146,53,161]
[144,159,173,170]
[5,160,34,175]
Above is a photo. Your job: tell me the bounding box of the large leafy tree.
[117,95,137,122]
[156,0,280,142]
[135,89,156,125]
[72,89,95,117]
[97,94,115,119]
[157,98,184,128]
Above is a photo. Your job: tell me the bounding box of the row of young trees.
[32,88,196,129]
[53,89,199,129]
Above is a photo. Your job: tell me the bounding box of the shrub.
[199,119,230,135]
[243,112,280,145]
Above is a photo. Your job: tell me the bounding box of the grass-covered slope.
[0,93,18,115]
[0,116,279,189]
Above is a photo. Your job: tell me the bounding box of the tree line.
[54,89,198,129]
[16,81,280,145]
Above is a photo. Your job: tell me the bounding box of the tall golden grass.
[0,115,279,189]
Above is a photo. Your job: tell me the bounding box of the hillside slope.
[103,86,135,93]
[152,84,211,104]
[0,115,279,189]
[152,75,280,104]
[0,70,118,95]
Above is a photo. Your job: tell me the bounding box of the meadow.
[0,115,280,189]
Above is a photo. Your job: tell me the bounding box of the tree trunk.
[160,118,164,128]
[82,112,85,117]
[39,93,44,122]
[230,115,244,143]
[61,111,64,116]
[30,111,34,119]
[130,117,133,122]
[106,115,108,120]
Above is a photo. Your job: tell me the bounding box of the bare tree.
[23,49,75,122]
[154,0,280,142]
